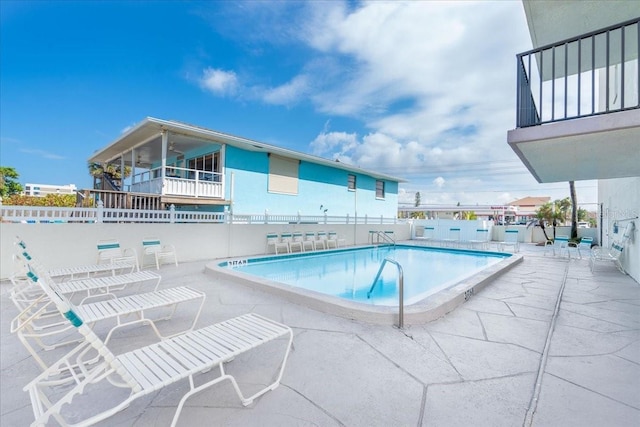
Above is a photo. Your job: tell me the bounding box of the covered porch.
[88,118,231,207]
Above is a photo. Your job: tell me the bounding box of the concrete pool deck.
[1,243,639,426]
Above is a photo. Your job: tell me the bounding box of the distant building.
[508,196,550,224]
[24,183,77,197]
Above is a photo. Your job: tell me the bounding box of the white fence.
[0,203,400,225]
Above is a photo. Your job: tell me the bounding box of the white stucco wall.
[0,223,410,280]
[598,177,640,282]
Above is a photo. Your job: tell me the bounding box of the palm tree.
[569,181,578,240]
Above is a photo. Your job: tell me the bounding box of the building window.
[348,174,356,191]
[187,152,220,181]
[268,154,299,195]
[376,180,385,199]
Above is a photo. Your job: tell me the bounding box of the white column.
[130,149,136,184]
[161,131,168,193]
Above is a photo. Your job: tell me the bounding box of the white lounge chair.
[499,229,520,253]
[23,263,293,427]
[15,239,136,281]
[12,263,206,372]
[97,239,139,271]
[13,247,162,304]
[142,237,178,269]
[590,241,626,272]
[590,222,634,272]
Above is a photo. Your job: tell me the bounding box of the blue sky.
[0,1,598,207]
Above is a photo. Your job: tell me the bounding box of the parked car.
[577,221,589,228]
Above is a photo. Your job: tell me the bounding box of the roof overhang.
[89,117,407,183]
[522,1,640,49]
[508,109,640,183]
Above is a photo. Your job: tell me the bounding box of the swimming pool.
[206,245,522,325]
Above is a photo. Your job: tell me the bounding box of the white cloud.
[199,2,599,205]
[262,75,310,106]
[200,68,238,96]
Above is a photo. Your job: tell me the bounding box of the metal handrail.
[367,257,405,329]
[373,231,396,246]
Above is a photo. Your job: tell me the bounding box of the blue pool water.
[222,245,510,306]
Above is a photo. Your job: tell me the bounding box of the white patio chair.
[314,231,328,250]
[545,235,568,257]
[442,227,461,248]
[265,232,279,254]
[142,237,178,269]
[97,239,139,271]
[290,231,305,252]
[414,226,435,245]
[469,229,490,250]
[12,262,206,372]
[327,231,346,248]
[23,263,293,427]
[576,236,594,259]
[302,231,316,251]
[499,229,520,253]
[275,232,292,254]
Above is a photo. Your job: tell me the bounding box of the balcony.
[508,18,640,183]
[129,166,224,201]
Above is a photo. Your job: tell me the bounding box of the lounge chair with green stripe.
[11,256,205,372]
[23,263,293,427]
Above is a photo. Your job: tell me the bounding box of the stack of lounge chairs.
[265,231,345,254]
[6,237,293,426]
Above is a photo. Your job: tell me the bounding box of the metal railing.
[367,257,405,329]
[516,18,639,128]
[370,230,396,246]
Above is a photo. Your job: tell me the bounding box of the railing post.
[297,210,301,224]
[365,214,368,224]
[170,204,176,223]
[324,212,328,224]
[346,213,350,224]
[96,199,104,223]
[264,209,268,224]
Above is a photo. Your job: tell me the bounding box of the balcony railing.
[128,166,224,199]
[517,18,639,128]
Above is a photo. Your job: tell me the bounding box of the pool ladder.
[371,231,396,246]
[367,258,405,329]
